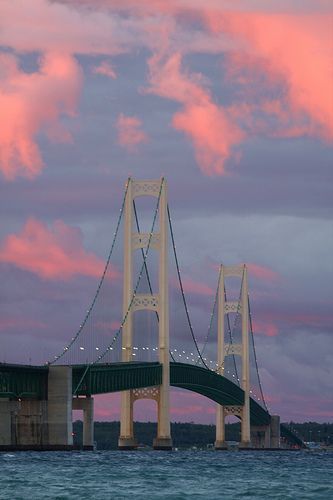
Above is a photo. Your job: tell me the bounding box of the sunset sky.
[0,0,332,424]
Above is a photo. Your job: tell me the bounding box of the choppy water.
[0,450,332,499]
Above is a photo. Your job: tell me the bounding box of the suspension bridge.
[0,178,304,450]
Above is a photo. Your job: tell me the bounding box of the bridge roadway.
[0,361,302,446]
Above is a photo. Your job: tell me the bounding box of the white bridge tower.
[118,178,172,450]
[215,264,251,449]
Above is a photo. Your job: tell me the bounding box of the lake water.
[1,450,332,499]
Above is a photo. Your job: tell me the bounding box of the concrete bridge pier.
[251,425,271,448]
[0,399,48,447]
[73,396,94,450]
[118,390,137,449]
[47,366,73,449]
[215,405,227,450]
[0,400,15,446]
[270,415,280,448]
[250,415,281,449]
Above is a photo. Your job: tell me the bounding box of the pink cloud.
[253,320,279,337]
[0,217,118,280]
[180,276,214,297]
[253,310,333,337]
[205,12,333,141]
[287,312,333,329]
[116,113,149,151]
[92,61,117,79]
[0,317,47,332]
[1,1,330,184]
[147,51,244,175]
[110,320,122,331]
[247,263,280,282]
[0,0,126,55]
[0,51,82,180]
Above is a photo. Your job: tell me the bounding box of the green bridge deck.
[0,361,302,445]
[0,361,269,426]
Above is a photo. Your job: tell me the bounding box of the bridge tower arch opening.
[118,178,172,450]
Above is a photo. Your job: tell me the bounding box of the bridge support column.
[119,178,137,450]
[270,415,280,448]
[215,266,227,450]
[48,366,73,449]
[215,405,227,449]
[251,425,271,448]
[153,179,172,451]
[15,400,48,446]
[118,391,137,450]
[0,400,13,446]
[73,396,94,450]
[239,266,251,448]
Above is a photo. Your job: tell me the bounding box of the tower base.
[118,437,138,450]
[153,437,173,450]
[215,440,228,450]
[239,441,252,449]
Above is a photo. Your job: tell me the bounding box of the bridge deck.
[0,361,270,426]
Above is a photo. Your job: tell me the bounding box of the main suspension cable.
[248,294,268,411]
[167,205,209,369]
[49,179,130,365]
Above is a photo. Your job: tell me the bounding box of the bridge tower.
[215,264,251,449]
[118,178,172,450]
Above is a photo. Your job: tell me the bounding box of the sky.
[0,0,332,425]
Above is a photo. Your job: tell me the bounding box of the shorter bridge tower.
[215,264,251,449]
[118,178,172,450]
